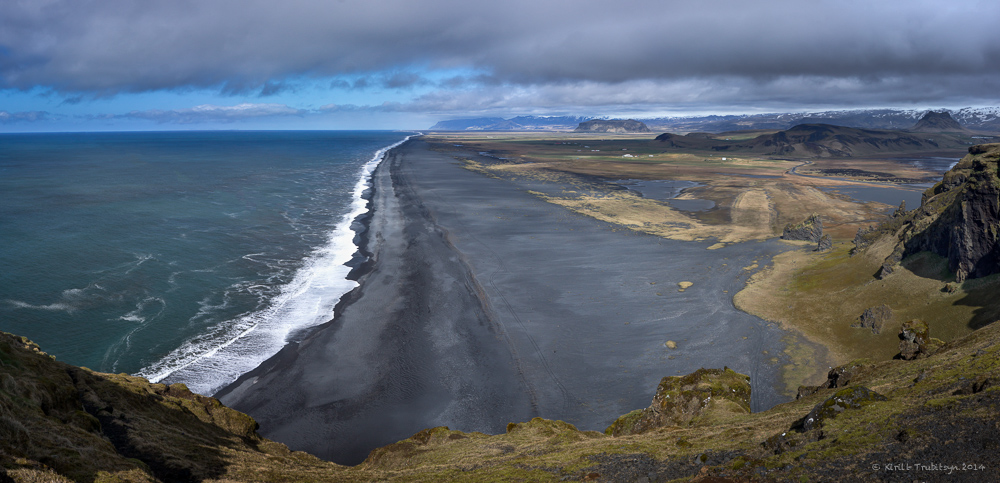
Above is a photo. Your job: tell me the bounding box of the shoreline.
[138,135,413,396]
[212,138,418,396]
[217,138,817,465]
[217,139,535,465]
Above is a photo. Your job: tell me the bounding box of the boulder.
[852,304,892,335]
[897,319,944,360]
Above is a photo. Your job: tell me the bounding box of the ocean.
[0,130,412,395]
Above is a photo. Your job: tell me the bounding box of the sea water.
[0,131,411,395]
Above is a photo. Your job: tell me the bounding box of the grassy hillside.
[4,320,1000,482]
[0,331,351,483]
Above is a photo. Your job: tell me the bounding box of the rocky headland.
[855,143,1000,281]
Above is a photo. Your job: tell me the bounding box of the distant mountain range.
[655,121,963,158]
[429,108,1000,132]
[573,119,650,133]
[429,116,590,131]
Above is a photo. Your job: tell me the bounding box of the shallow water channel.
[616,179,716,211]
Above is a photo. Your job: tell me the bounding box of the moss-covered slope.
[360,324,1000,482]
[4,321,1000,482]
[0,331,351,483]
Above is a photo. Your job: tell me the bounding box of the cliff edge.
[5,320,1000,482]
[856,143,1000,281]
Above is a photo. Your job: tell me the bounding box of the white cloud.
[0,110,51,123]
[121,103,306,123]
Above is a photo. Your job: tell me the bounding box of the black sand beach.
[218,138,808,465]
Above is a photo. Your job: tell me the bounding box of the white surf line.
[136,134,417,392]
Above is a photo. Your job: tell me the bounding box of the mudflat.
[218,138,811,465]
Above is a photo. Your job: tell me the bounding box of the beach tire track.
[479,234,573,410]
[403,153,573,411]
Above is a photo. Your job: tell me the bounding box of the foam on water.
[136,136,414,395]
[4,300,76,312]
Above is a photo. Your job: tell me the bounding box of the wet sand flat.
[218,138,806,464]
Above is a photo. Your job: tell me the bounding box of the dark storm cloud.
[337,73,432,91]
[2,0,998,108]
[381,72,431,90]
[259,81,294,97]
[335,73,1000,117]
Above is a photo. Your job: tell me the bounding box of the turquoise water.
[0,131,410,394]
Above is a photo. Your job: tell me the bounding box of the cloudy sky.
[2,0,998,131]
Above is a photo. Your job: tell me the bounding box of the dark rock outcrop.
[575,119,651,133]
[767,383,888,455]
[852,225,876,253]
[801,386,887,431]
[605,368,751,436]
[796,359,875,399]
[893,199,907,216]
[852,304,892,335]
[781,214,823,242]
[815,234,832,251]
[897,319,944,360]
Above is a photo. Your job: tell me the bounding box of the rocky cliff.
[0,331,350,482]
[574,119,651,133]
[857,143,1000,281]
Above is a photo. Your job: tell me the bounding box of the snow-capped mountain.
[430,108,1000,133]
